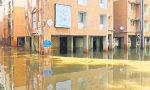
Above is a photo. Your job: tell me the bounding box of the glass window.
[100,15,107,29]
[131,20,135,27]
[144,21,148,32]
[32,12,36,30]
[144,4,149,16]
[131,3,135,11]
[100,0,107,8]
[32,0,36,7]
[78,0,87,5]
[78,12,87,29]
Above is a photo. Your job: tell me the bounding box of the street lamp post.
[140,0,144,49]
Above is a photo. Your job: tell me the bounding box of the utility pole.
[140,0,144,49]
[39,0,45,54]
[2,0,5,47]
[8,0,13,46]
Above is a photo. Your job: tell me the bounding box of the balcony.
[134,17,140,21]
[128,0,140,5]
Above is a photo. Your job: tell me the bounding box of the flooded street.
[0,47,150,90]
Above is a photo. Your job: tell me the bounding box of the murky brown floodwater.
[0,47,150,90]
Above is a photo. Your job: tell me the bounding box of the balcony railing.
[128,0,140,5]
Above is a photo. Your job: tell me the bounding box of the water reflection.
[0,47,150,90]
[52,47,150,60]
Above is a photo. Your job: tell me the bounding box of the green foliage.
[0,0,2,6]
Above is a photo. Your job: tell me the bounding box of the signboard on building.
[47,19,53,27]
[55,4,71,28]
[43,40,53,48]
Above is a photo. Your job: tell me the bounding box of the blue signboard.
[43,40,53,48]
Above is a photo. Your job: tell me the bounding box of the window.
[32,0,36,7]
[131,3,135,11]
[100,15,107,29]
[100,0,107,8]
[131,19,135,27]
[144,4,149,16]
[78,0,87,5]
[32,12,36,30]
[78,12,87,29]
[144,21,148,32]
[128,3,131,13]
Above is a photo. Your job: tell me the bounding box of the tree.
[0,0,2,6]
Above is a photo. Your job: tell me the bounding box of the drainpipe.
[140,0,144,49]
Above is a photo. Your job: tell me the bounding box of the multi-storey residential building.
[27,0,114,54]
[114,0,150,49]
[1,0,26,47]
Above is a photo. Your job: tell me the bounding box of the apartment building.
[1,0,26,47]
[27,0,114,54]
[114,0,150,49]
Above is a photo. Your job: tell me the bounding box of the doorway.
[17,37,25,48]
[93,38,97,51]
[60,37,67,54]
[99,37,103,51]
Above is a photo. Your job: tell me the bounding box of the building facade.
[27,0,114,54]
[114,0,150,49]
[1,0,26,47]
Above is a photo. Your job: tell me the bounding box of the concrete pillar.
[118,37,123,48]
[124,35,128,50]
[96,37,100,51]
[70,36,74,53]
[144,37,147,48]
[108,51,113,59]
[83,36,89,53]
[148,38,150,48]
[131,36,137,48]
[90,37,93,50]
[108,34,113,50]
[103,52,108,59]
[124,50,128,60]
[31,36,34,52]
[103,36,108,52]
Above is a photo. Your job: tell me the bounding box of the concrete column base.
[108,34,113,50]
[103,36,108,52]
[131,36,137,48]
[83,36,89,53]
[124,35,128,50]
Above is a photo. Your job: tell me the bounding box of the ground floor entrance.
[51,35,112,55]
[114,35,150,49]
[17,37,25,48]
[60,37,68,54]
